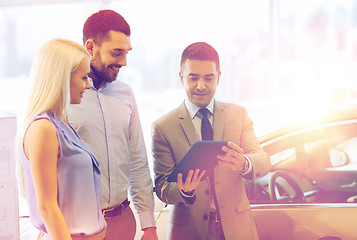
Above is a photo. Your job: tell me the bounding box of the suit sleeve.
[151,121,193,205]
[240,107,271,179]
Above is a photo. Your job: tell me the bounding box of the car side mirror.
[329,148,350,168]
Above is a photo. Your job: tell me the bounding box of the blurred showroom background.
[1,0,357,238]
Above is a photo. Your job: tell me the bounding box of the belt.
[102,199,130,219]
[71,228,106,240]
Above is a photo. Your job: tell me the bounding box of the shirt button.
[203,214,208,220]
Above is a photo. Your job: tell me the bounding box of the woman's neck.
[51,109,66,122]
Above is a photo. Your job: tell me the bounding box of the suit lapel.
[178,102,200,146]
[213,100,225,141]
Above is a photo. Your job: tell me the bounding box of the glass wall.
[2,1,357,130]
[277,0,357,123]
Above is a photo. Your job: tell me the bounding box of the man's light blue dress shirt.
[68,79,155,229]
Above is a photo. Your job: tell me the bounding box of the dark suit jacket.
[152,100,271,240]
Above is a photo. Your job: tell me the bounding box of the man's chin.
[106,78,116,83]
[103,74,118,83]
[108,73,118,82]
[193,100,210,108]
[191,95,210,107]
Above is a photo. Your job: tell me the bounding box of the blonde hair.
[16,39,90,197]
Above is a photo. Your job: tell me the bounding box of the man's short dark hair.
[180,42,220,72]
[83,9,131,45]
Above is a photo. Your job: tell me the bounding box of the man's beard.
[90,54,120,83]
[91,64,118,83]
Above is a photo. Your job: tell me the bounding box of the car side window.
[270,148,296,165]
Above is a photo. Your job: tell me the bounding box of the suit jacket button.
[203,214,208,220]
[205,190,209,195]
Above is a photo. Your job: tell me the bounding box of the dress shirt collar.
[184,98,214,119]
[88,77,109,91]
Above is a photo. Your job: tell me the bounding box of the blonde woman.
[17,39,106,240]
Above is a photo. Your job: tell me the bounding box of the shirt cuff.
[179,189,196,198]
[179,189,196,205]
[240,155,253,175]
[137,210,156,230]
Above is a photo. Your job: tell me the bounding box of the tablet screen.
[167,140,228,182]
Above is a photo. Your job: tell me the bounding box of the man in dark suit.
[152,42,271,240]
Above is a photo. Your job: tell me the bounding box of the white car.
[247,105,357,240]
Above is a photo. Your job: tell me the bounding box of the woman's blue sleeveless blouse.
[20,112,106,235]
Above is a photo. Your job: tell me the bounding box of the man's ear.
[179,72,184,86]
[217,70,221,85]
[85,39,95,57]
